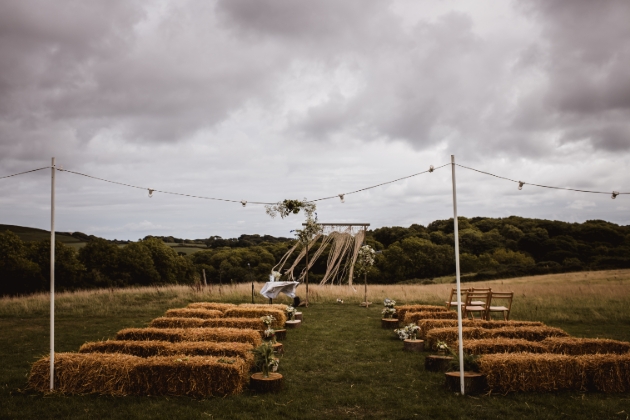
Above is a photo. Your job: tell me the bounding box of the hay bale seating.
[29,353,248,397]
[403,311,458,325]
[223,308,286,329]
[165,308,223,319]
[79,340,254,365]
[479,353,630,393]
[395,305,447,322]
[479,353,585,393]
[239,303,288,311]
[417,319,545,339]
[117,327,262,347]
[187,302,237,312]
[426,326,568,349]
[426,327,487,350]
[542,337,630,355]
[150,317,265,331]
[457,338,549,355]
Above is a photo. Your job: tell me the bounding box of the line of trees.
[1,216,629,296]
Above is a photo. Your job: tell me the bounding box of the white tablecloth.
[260,281,300,299]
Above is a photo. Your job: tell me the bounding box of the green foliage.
[0,231,43,295]
[27,239,86,291]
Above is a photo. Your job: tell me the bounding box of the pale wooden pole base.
[250,372,284,393]
[445,371,486,394]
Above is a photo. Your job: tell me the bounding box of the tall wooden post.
[50,157,56,390]
[305,241,309,307]
[451,154,465,395]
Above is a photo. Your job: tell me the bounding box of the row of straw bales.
[79,340,255,365]
[171,306,287,329]
[479,353,630,393]
[29,353,249,397]
[394,305,446,322]
[417,319,544,339]
[28,301,290,397]
[456,337,630,356]
[150,317,267,331]
[166,308,223,319]
[403,311,458,324]
[426,326,569,349]
[117,327,262,347]
[405,303,630,393]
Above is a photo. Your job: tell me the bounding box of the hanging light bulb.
[518,181,524,190]
[429,165,434,173]
[148,188,154,198]
[612,191,620,199]
[339,194,345,203]
[241,200,247,207]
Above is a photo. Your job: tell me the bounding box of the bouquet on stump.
[382,298,396,319]
[253,342,280,378]
[286,306,297,321]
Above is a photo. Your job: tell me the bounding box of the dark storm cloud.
[519,0,630,151]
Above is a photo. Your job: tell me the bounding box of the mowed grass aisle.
[1,273,630,419]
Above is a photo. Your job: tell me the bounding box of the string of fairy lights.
[0,161,627,206]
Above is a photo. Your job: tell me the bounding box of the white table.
[260,281,300,299]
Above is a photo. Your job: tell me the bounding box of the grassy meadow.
[1,270,630,419]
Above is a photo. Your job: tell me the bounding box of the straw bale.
[79,340,254,365]
[188,302,236,312]
[542,337,630,355]
[426,327,488,349]
[417,319,545,339]
[116,327,262,346]
[239,303,288,311]
[28,353,248,397]
[479,353,585,393]
[202,317,267,330]
[395,305,447,321]
[150,316,265,330]
[150,317,205,329]
[165,308,223,319]
[457,338,548,355]
[403,311,458,324]
[580,354,630,392]
[485,326,569,342]
[223,308,286,328]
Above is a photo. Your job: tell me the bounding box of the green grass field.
[1,271,630,419]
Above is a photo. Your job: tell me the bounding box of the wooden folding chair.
[445,288,468,312]
[464,291,491,320]
[486,292,513,321]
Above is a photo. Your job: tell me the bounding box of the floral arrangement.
[265,199,317,219]
[383,298,396,308]
[382,307,396,319]
[286,305,297,321]
[436,341,449,353]
[260,315,276,328]
[263,328,276,344]
[269,270,282,282]
[382,298,396,319]
[394,323,421,341]
[354,245,376,277]
[252,342,280,377]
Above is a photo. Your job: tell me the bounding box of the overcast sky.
[0,0,629,241]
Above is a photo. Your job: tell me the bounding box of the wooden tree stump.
[274,329,287,341]
[425,355,454,372]
[403,339,424,352]
[444,371,487,395]
[285,320,301,329]
[273,342,284,354]
[381,318,399,329]
[295,312,303,321]
[250,373,284,393]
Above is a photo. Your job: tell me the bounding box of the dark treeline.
[1,216,629,296]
